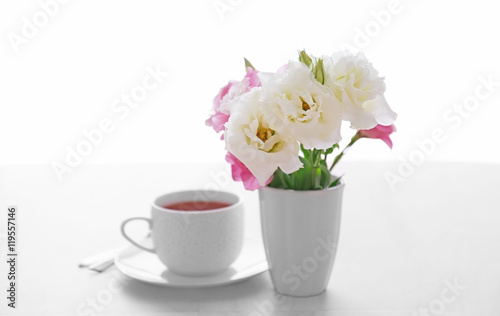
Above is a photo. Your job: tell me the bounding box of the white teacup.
[121,190,244,277]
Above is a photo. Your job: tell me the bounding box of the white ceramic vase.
[258,182,345,297]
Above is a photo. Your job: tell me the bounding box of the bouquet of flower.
[206,50,397,191]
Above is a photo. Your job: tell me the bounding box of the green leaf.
[314,167,322,190]
[268,170,282,189]
[310,149,317,165]
[300,144,310,160]
[302,168,313,190]
[299,156,312,168]
[283,172,293,188]
[299,50,312,67]
[312,149,323,166]
[319,159,328,169]
[313,58,325,84]
[325,144,339,155]
[244,58,255,71]
[319,164,332,189]
[329,175,343,188]
[277,171,288,189]
[293,168,304,190]
[269,155,340,191]
[292,159,313,190]
[268,168,293,189]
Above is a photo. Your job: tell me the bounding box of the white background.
[1,0,499,172]
[1,2,500,314]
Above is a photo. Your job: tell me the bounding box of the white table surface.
[1,161,499,316]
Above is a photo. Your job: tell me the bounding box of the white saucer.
[114,237,269,288]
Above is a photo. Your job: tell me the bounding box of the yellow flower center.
[256,127,274,143]
[300,96,311,111]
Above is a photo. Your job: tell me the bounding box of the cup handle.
[120,217,155,253]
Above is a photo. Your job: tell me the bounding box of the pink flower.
[206,68,261,135]
[225,152,273,191]
[205,82,234,133]
[245,67,261,87]
[357,124,396,149]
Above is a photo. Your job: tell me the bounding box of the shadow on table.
[119,270,270,311]
[118,270,341,314]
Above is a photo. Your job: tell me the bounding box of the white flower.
[224,88,302,185]
[259,61,342,150]
[324,51,397,130]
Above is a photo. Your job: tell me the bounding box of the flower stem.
[314,149,322,167]
[329,133,360,172]
[277,169,288,189]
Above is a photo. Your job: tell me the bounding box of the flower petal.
[225,88,302,186]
